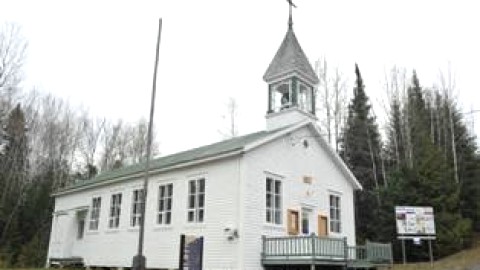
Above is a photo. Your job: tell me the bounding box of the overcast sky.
[1,0,479,155]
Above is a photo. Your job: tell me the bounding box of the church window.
[187,178,205,223]
[89,197,101,230]
[158,183,173,225]
[109,193,122,228]
[329,194,341,233]
[131,189,144,227]
[266,177,282,225]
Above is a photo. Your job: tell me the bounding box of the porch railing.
[261,235,392,267]
[262,235,346,260]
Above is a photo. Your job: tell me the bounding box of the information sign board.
[395,206,435,236]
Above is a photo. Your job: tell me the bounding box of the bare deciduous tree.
[1,23,28,153]
[0,23,27,99]
[100,120,123,171]
[315,57,348,152]
[126,118,159,164]
[79,114,105,167]
[439,66,459,184]
[218,97,239,139]
[99,118,159,171]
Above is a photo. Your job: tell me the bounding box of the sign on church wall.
[179,234,203,270]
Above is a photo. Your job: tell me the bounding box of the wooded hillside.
[1,24,479,267]
[0,24,159,267]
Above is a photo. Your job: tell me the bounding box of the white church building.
[47,7,392,270]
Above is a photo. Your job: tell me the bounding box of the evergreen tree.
[445,99,480,232]
[0,104,28,262]
[385,92,405,170]
[16,169,55,267]
[381,72,474,260]
[340,64,383,243]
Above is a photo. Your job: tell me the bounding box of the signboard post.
[395,206,436,265]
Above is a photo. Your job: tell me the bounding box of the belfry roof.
[263,26,319,85]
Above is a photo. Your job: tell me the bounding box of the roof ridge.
[61,129,272,192]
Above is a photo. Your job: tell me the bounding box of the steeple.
[263,2,319,131]
[288,0,295,29]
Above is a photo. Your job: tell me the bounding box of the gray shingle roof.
[60,129,281,193]
[263,27,319,85]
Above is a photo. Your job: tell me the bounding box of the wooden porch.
[261,235,393,269]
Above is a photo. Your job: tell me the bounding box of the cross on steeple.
[287,0,297,29]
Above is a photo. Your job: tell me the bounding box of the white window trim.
[88,196,102,231]
[272,79,293,112]
[187,178,206,223]
[300,207,313,235]
[265,173,284,226]
[108,193,122,229]
[297,81,312,113]
[130,188,144,227]
[329,194,342,234]
[157,183,173,226]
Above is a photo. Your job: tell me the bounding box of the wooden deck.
[261,235,392,269]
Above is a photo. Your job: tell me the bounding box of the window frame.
[271,79,292,112]
[265,176,283,225]
[130,189,145,227]
[108,193,122,229]
[329,194,341,233]
[298,81,312,113]
[301,209,310,235]
[187,178,205,223]
[89,196,102,231]
[157,183,173,225]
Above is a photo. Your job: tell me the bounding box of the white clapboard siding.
[47,123,358,270]
[239,126,356,269]
[48,157,242,269]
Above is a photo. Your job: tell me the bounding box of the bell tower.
[263,1,319,130]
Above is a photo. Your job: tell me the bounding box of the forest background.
[0,20,479,266]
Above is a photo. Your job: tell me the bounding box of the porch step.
[49,257,84,268]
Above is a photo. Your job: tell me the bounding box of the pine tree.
[340,64,383,243]
[0,104,28,262]
[444,98,480,232]
[381,72,474,260]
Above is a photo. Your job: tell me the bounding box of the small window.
[158,184,173,225]
[329,195,341,233]
[131,189,144,227]
[187,178,205,223]
[109,193,122,228]
[266,177,282,224]
[89,197,101,230]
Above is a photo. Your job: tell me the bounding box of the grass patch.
[393,236,480,270]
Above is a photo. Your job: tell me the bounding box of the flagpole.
[132,18,162,270]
